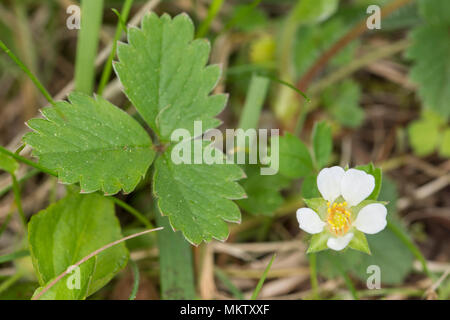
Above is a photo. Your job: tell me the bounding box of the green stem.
[0,169,39,198]
[196,0,225,38]
[0,146,56,177]
[238,74,270,130]
[0,249,29,264]
[128,259,140,300]
[0,40,54,106]
[97,0,134,95]
[111,197,153,229]
[0,209,14,238]
[74,0,104,94]
[0,271,24,295]
[308,253,319,299]
[251,253,276,300]
[214,268,244,300]
[11,174,26,228]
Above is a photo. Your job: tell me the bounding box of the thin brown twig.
[32,227,164,300]
[288,0,413,132]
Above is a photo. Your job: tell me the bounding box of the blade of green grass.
[128,259,140,300]
[0,40,54,106]
[156,209,196,299]
[251,253,276,300]
[0,169,39,198]
[214,268,244,300]
[196,0,225,38]
[74,0,104,94]
[11,174,26,229]
[97,0,134,95]
[0,249,29,264]
[238,74,270,130]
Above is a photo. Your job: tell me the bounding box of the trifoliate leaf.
[153,142,246,245]
[237,164,290,216]
[406,24,450,119]
[28,193,129,299]
[312,121,332,169]
[0,153,18,175]
[275,133,313,178]
[23,92,155,195]
[115,13,227,141]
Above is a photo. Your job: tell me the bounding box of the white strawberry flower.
[297,166,387,252]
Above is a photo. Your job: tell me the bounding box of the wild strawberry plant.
[0,0,445,301]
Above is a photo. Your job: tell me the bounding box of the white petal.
[340,169,375,206]
[317,166,345,203]
[327,233,354,251]
[354,203,387,234]
[296,208,325,234]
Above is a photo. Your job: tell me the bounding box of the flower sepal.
[303,196,387,254]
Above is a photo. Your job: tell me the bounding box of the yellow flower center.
[326,201,351,236]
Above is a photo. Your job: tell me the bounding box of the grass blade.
[128,259,140,300]
[98,0,134,95]
[238,74,270,130]
[251,253,276,300]
[196,0,225,38]
[156,210,196,299]
[74,0,104,94]
[0,40,54,106]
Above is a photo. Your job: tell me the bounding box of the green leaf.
[32,258,96,300]
[276,132,313,178]
[292,0,338,25]
[156,213,196,299]
[153,142,246,245]
[294,18,353,77]
[307,232,330,253]
[23,92,155,195]
[237,164,290,216]
[322,80,364,128]
[0,153,18,175]
[115,13,226,141]
[301,173,320,199]
[28,193,129,299]
[419,0,450,26]
[355,163,382,201]
[317,227,414,285]
[408,117,440,156]
[439,128,450,157]
[229,4,267,32]
[312,121,332,169]
[348,230,371,255]
[406,24,450,119]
